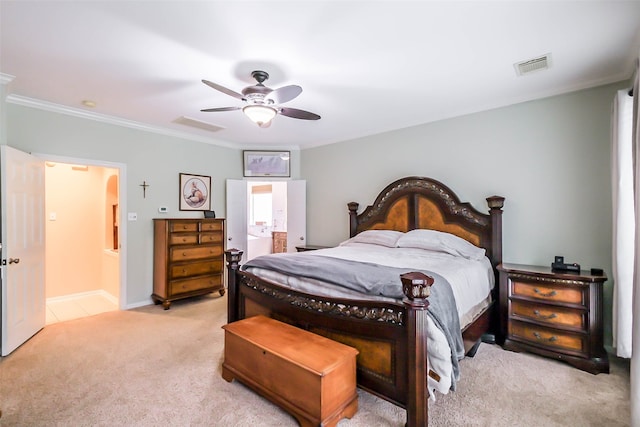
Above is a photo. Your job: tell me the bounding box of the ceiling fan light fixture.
[243,105,277,127]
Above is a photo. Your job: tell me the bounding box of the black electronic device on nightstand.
[551,255,580,273]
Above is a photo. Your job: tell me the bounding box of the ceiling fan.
[201,70,321,128]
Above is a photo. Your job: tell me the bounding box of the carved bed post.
[486,196,505,268]
[400,272,434,427]
[225,249,244,324]
[486,196,505,343]
[347,202,359,237]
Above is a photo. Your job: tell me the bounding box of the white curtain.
[630,57,640,427]
[612,88,635,358]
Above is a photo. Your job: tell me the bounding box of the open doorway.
[43,160,122,324]
[246,181,288,260]
[226,179,306,264]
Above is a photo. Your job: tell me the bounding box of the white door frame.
[34,153,128,309]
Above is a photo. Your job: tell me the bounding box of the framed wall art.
[243,150,290,177]
[179,173,211,211]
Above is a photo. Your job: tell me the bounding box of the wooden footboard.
[226,251,435,426]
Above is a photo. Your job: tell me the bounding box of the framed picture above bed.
[179,173,211,211]
[243,150,290,177]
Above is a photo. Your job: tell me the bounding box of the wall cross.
[140,181,149,198]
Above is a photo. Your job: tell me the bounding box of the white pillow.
[396,229,486,260]
[339,229,404,248]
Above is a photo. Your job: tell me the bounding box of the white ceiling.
[2,1,639,150]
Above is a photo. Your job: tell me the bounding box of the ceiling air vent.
[514,53,551,76]
[173,116,225,132]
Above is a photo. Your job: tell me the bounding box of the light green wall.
[6,105,243,306]
[301,81,628,346]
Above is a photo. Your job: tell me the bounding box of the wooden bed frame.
[225,176,504,426]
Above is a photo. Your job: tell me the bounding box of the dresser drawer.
[512,281,584,305]
[171,259,223,278]
[201,221,223,232]
[169,233,199,245]
[170,275,222,295]
[170,245,223,262]
[200,232,223,244]
[510,300,585,330]
[509,321,586,354]
[170,222,198,232]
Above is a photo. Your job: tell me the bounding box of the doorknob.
[8,258,20,264]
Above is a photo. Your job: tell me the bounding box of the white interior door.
[286,180,306,252]
[1,145,46,356]
[226,179,248,263]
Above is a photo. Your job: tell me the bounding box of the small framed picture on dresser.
[179,173,211,211]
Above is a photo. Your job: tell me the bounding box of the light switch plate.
[128,212,138,221]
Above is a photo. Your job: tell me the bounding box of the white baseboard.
[46,289,119,306]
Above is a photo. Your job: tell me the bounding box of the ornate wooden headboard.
[348,176,505,267]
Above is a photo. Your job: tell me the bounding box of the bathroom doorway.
[226,179,306,263]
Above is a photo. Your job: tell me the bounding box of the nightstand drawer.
[512,281,584,305]
[509,321,586,354]
[510,300,585,330]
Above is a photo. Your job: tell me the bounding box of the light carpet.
[0,294,630,426]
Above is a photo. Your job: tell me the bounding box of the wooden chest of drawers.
[152,218,225,309]
[498,263,609,374]
[222,315,359,426]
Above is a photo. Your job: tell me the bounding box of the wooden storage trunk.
[222,315,359,427]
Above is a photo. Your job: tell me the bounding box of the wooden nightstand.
[497,263,609,374]
[295,245,331,252]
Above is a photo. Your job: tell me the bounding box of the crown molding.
[1,73,16,85]
[5,94,240,149]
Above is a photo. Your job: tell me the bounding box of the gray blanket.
[242,253,465,389]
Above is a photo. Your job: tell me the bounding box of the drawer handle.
[533,332,557,342]
[533,310,557,320]
[533,288,557,297]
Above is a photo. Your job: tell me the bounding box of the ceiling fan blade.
[200,106,241,112]
[265,85,302,104]
[279,107,321,120]
[202,79,245,101]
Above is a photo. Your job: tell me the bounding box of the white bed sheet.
[242,242,495,400]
